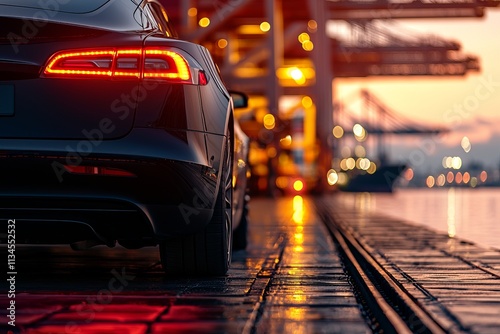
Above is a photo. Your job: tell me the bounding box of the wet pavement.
[320,194,500,334]
[1,196,369,334]
[2,194,500,333]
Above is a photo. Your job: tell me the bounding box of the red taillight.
[143,49,190,81]
[43,47,204,84]
[64,165,136,177]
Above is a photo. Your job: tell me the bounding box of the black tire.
[233,194,249,250]
[160,137,233,276]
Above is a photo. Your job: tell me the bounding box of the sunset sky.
[333,10,500,174]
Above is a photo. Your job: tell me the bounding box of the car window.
[148,1,178,38]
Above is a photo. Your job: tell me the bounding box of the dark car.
[0,0,249,276]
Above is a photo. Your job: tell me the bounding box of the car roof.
[0,0,112,14]
[0,0,158,32]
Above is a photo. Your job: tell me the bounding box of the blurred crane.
[160,0,497,191]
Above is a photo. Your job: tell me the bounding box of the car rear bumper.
[0,128,222,243]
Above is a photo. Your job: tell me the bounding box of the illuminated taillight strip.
[44,50,116,77]
[43,47,198,84]
[143,49,191,81]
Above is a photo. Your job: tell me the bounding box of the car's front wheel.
[160,137,232,276]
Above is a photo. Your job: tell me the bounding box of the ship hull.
[341,164,407,193]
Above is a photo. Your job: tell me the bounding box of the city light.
[260,21,271,32]
[301,96,313,108]
[436,174,446,187]
[198,17,210,27]
[263,114,275,130]
[302,40,314,51]
[354,145,366,158]
[367,162,377,174]
[298,32,310,43]
[293,180,304,192]
[426,176,435,188]
[333,125,344,139]
[187,7,197,17]
[327,169,339,185]
[217,39,228,48]
[461,136,471,153]
[307,20,317,32]
[442,156,463,170]
[353,124,367,142]
[280,135,292,147]
[289,67,306,85]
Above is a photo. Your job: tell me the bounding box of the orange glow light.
[293,180,304,192]
[426,176,435,188]
[447,171,454,184]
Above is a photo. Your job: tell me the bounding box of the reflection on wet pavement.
[1,196,368,334]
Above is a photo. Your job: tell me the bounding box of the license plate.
[0,85,14,116]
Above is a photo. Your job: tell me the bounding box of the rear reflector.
[43,47,205,84]
[64,165,136,177]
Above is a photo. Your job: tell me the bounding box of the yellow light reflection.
[291,293,306,302]
[447,188,456,237]
[287,307,306,321]
[294,233,304,243]
[292,195,304,224]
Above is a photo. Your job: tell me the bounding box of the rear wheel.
[160,137,232,276]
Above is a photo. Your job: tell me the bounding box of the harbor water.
[335,188,500,251]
